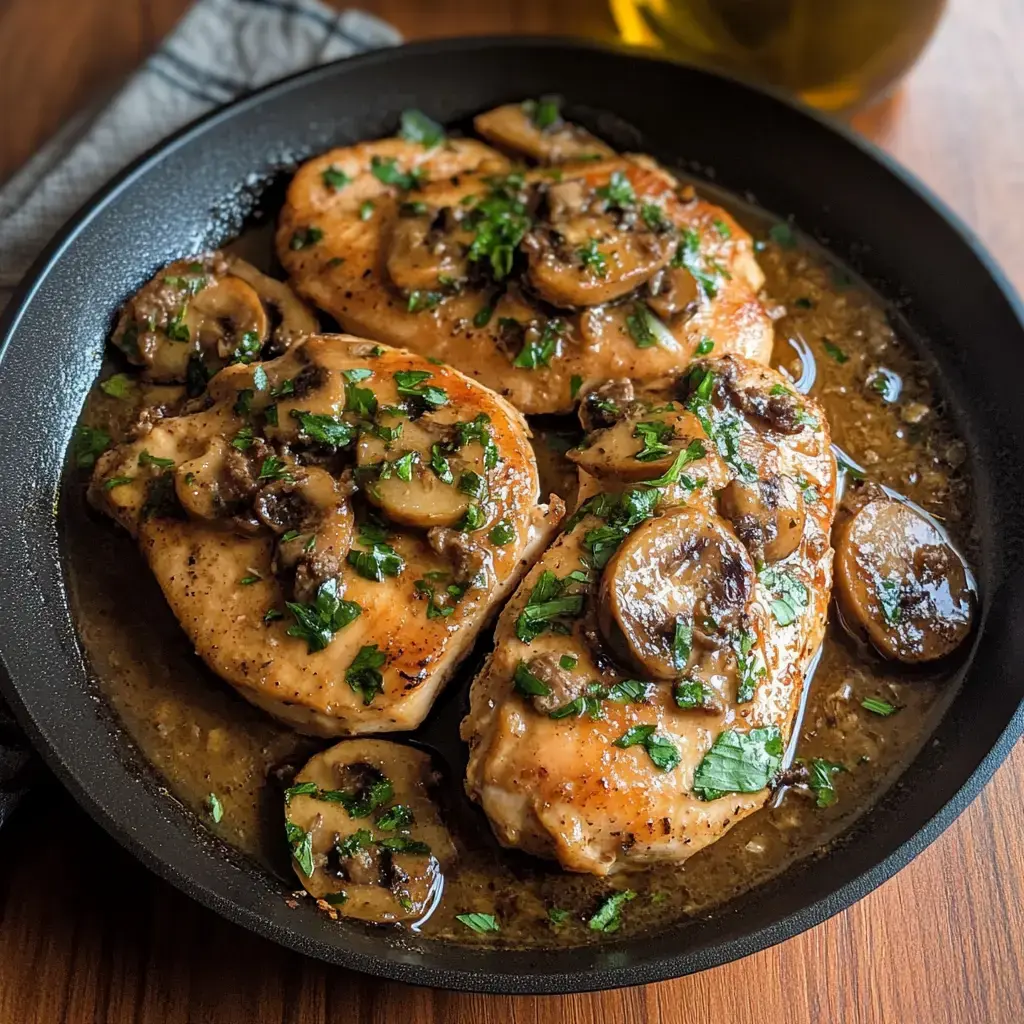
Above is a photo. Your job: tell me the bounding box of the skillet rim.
[1,34,1023,995]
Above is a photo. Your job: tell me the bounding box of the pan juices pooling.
[70,98,976,943]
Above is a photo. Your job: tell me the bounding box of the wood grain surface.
[1,1,1023,1021]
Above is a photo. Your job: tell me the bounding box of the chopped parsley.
[822,338,848,364]
[613,725,680,772]
[625,301,663,349]
[713,217,731,238]
[732,629,765,703]
[398,108,445,148]
[547,907,571,926]
[376,836,430,855]
[464,172,531,281]
[335,829,373,858]
[588,890,636,933]
[73,425,110,469]
[696,336,715,355]
[429,443,453,484]
[456,913,500,934]
[515,569,587,643]
[321,165,352,190]
[370,155,424,191]
[376,804,414,831]
[806,757,845,807]
[596,170,635,210]
[570,374,583,400]
[862,697,898,716]
[489,519,515,546]
[473,304,494,328]
[457,503,487,532]
[759,566,810,626]
[138,450,174,470]
[523,95,561,129]
[407,290,442,313]
[513,660,552,697]
[285,578,361,653]
[876,576,903,626]
[283,781,318,803]
[347,529,404,581]
[513,318,565,369]
[673,227,723,298]
[549,682,606,720]
[559,655,578,671]
[768,222,797,248]
[231,330,262,365]
[692,727,783,801]
[394,369,448,411]
[205,792,224,823]
[290,410,357,449]
[674,678,715,710]
[285,821,314,877]
[640,202,670,232]
[346,644,387,705]
[344,378,378,418]
[289,226,323,250]
[336,773,394,819]
[633,419,675,462]
[672,617,692,671]
[577,239,608,277]
[257,455,292,482]
[99,373,135,399]
[103,476,134,491]
[359,200,375,221]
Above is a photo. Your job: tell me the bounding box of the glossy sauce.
[63,204,975,947]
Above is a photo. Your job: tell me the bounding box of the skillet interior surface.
[1,37,1023,994]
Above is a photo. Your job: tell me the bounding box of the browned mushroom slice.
[226,257,319,346]
[284,739,456,924]
[473,101,615,164]
[719,474,806,563]
[385,206,473,294]
[645,264,701,321]
[174,436,258,519]
[598,507,756,680]
[355,410,486,529]
[834,497,974,662]
[568,406,727,485]
[113,258,269,382]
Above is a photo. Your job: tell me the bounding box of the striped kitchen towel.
[0,0,399,828]
[0,0,399,311]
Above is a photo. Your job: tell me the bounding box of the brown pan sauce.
[64,204,975,948]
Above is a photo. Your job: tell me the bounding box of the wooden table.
[1,1,1022,1021]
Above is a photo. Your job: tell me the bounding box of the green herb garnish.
[346,644,386,705]
[692,727,783,801]
[285,578,361,653]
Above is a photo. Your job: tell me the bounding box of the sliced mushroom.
[113,258,269,383]
[253,467,354,603]
[834,496,974,662]
[473,103,615,164]
[599,507,756,680]
[568,407,722,483]
[284,739,456,924]
[523,202,675,308]
[578,379,639,429]
[719,474,806,563]
[356,412,487,529]
[174,436,263,519]
[645,265,700,321]
[226,257,319,347]
[385,207,472,293]
[519,651,587,715]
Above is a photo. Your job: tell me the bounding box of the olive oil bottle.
[609,0,946,112]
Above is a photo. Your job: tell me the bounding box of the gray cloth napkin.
[0,0,399,827]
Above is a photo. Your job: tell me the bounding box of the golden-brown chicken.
[111,252,318,384]
[277,106,773,415]
[462,356,836,875]
[90,334,562,736]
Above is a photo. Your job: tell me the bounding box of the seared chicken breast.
[111,252,318,384]
[90,334,562,736]
[462,356,836,875]
[277,105,772,415]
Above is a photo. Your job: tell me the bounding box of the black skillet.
[1,37,1023,995]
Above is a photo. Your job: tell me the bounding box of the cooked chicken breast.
[90,334,562,736]
[111,252,318,384]
[277,109,772,415]
[462,356,836,875]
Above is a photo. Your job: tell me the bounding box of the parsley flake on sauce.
[588,890,636,933]
[398,108,446,148]
[692,727,783,801]
[456,912,500,934]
